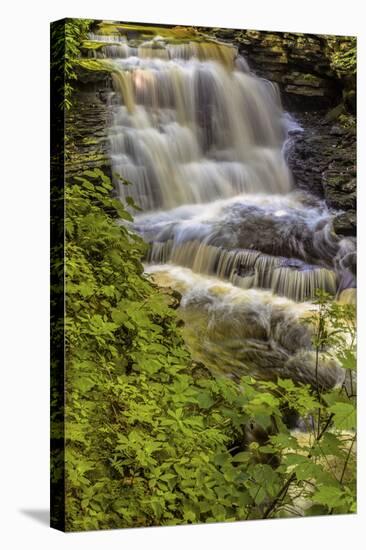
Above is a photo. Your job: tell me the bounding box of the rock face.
[235,31,339,110]
[286,110,356,236]
[203,28,356,112]
[65,90,112,179]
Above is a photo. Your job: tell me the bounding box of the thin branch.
[262,412,334,519]
[339,433,356,485]
[262,473,295,518]
[245,484,263,520]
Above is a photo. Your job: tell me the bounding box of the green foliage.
[64,172,356,530]
[252,291,357,519]
[65,170,254,530]
[51,18,93,110]
[328,36,357,75]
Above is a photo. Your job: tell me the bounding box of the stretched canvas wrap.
[50,18,357,532]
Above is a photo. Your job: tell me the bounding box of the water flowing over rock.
[93,31,353,300]
[198,28,355,112]
[79,26,356,386]
[145,265,345,389]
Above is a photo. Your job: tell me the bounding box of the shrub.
[63,171,356,530]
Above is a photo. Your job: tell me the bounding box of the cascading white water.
[93,27,355,385]
[105,43,291,211]
[94,31,355,304]
[144,264,346,389]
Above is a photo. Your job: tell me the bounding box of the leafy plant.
[51,18,93,110]
[243,291,357,519]
[63,171,356,530]
[64,170,250,530]
[327,36,357,75]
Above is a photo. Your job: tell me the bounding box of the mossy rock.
[76,58,114,73]
[325,103,346,122]
[81,40,122,50]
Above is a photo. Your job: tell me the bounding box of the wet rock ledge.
[65,89,112,181]
[65,63,113,180]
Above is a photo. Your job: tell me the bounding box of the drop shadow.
[20,509,50,527]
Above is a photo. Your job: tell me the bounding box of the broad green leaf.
[313,485,345,508]
[329,402,356,430]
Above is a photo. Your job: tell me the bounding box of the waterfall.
[97,29,355,305]
[103,34,291,210]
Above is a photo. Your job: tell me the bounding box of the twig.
[262,412,334,519]
[339,433,356,485]
[245,485,262,520]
